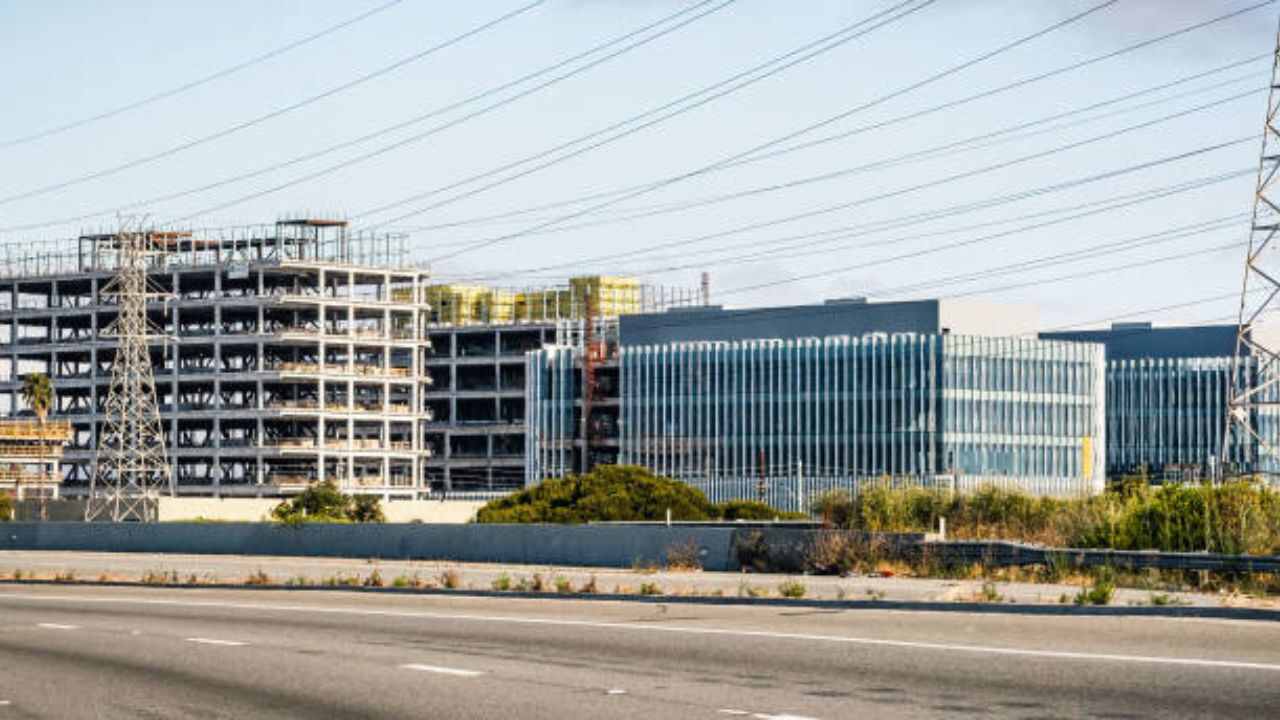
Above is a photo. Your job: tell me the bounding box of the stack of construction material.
[424,284,515,324]
[515,288,575,321]
[569,275,641,317]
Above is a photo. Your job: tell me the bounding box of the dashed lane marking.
[184,638,247,647]
[8,593,1280,673]
[400,663,484,677]
[36,623,78,630]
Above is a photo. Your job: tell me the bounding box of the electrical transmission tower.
[86,224,174,522]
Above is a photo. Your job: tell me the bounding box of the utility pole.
[86,224,174,522]
[1226,15,1280,480]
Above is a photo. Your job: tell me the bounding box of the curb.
[2,578,1277,622]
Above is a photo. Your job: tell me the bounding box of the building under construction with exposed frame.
[0,219,435,499]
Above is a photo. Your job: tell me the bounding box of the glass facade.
[527,333,1106,508]
[1106,356,1278,477]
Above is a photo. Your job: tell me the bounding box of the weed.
[580,575,599,594]
[835,586,848,601]
[865,588,885,601]
[1074,567,1116,606]
[664,538,703,572]
[778,580,807,599]
[363,570,384,588]
[1058,592,1072,604]
[244,569,272,586]
[638,581,663,596]
[285,575,310,587]
[97,572,110,583]
[530,573,547,593]
[53,571,75,583]
[979,581,1002,603]
[439,568,462,590]
[554,575,574,594]
[185,573,200,586]
[392,574,411,589]
[12,569,23,581]
[491,573,512,591]
[631,558,660,575]
[141,569,171,586]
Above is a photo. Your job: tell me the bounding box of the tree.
[270,481,385,524]
[20,373,53,424]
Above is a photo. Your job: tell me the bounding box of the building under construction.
[424,276,697,495]
[0,219,434,499]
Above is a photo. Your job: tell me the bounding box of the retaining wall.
[0,522,748,571]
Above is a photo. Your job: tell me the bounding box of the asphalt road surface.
[0,585,1277,719]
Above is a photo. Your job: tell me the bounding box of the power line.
[0,0,548,208]
[396,53,1271,235]
[167,0,931,227]
[0,0,729,235]
[405,0,1120,260]
[459,86,1260,281]
[557,169,1250,281]
[416,1,1271,275]
[716,139,1252,298]
[0,0,407,150]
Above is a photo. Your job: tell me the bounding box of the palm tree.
[20,373,53,424]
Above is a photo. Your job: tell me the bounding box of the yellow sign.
[1081,436,1093,480]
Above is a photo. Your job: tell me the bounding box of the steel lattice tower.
[86,227,173,522]
[1226,18,1280,479]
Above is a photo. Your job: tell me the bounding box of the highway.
[0,585,1277,718]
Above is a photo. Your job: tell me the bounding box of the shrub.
[1074,567,1116,606]
[439,568,462,589]
[664,538,703,572]
[475,465,716,523]
[581,575,599,594]
[554,575,574,594]
[778,580,806,598]
[714,499,805,521]
[271,481,385,524]
[0,492,12,522]
[363,570,384,587]
[638,581,662,596]
[530,573,547,592]
[491,573,512,591]
[734,530,771,572]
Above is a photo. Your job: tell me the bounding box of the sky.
[0,0,1274,329]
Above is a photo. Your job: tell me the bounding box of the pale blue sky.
[0,0,1273,328]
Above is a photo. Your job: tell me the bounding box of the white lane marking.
[401,663,484,677]
[0,700,10,705]
[718,711,750,716]
[606,688,627,695]
[185,637,247,647]
[6,593,1280,673]
[753,715,820,720]
[36,623,78,630]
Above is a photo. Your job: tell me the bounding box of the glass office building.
[1042,324,1280,479]
[528,333,1106,507]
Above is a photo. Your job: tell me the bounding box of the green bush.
[713,499,805,521]
[475,465,716,523]
[809,480,1280,555]
[271,482,385,524]
[0,492,12,522]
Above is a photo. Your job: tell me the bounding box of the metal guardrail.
[920,541,1280,574]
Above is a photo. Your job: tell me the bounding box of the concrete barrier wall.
[0,522,744,571]
[14,499,486,524]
